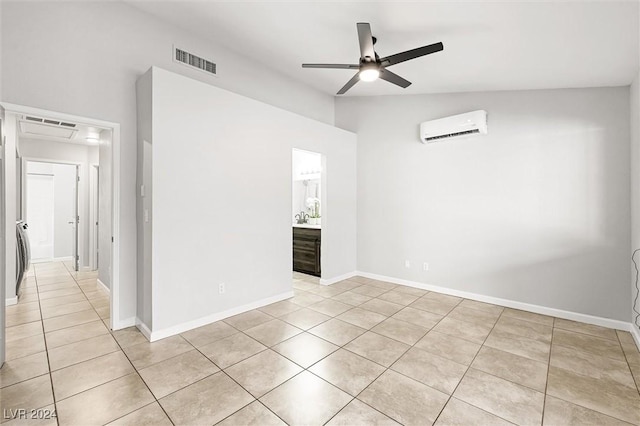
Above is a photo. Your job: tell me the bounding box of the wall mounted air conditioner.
[420,110,487,143]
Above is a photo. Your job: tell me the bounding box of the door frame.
[291,148,327,280]
[0,111,7,366]
[1,102,122,332]
[22,159,81,267]
[89,163,99,271]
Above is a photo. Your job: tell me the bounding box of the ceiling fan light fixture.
[301,22,443,94]
[359,67,380,82]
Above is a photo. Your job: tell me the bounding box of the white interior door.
[26,174,55,260]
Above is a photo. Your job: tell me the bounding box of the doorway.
[0,102,122,348]
[25,161,80,269]
[292,149,323,278]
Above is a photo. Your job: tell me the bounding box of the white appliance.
[420,110,488,143]
[16,221,31,296]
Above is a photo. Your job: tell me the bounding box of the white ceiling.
[128,1,639,96]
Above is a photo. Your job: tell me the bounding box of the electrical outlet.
[218,283,225,294]
[405,260,411,268]
[423,262,429,271]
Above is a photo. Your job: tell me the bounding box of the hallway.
[2,261,110,424]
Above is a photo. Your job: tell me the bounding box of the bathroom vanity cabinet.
[293,226,321,277]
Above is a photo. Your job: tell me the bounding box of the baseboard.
[110,316,136,331]
[320,271,357,286]
[5,296,17,306]
[145,291,295,342]
[356,271,631,332]
[97,278,110,294]
[630,324,640,351]
[32,256,73,264]
[136,318,152,341]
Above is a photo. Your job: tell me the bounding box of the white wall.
[19,139,98,269]
[336,87,631,322]
[631,71,640,336]
[139,67,356,337]
[1,1,334,326]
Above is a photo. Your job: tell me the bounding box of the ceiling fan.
[302,23,444,95]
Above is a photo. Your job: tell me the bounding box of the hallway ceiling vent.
[24,116,77,128]
[174,46,217,76]
[20,115,79,140]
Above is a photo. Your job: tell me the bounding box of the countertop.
[293,224,321,229]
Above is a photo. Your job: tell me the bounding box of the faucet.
[295,211,309,224]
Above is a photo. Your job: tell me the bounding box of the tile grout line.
[35,263,63,426]
[324,293,463,426]
[540,316,556,425]
[50,261,141,424]
[614,330,640,397]
[322,286,501,424]
[107,342,177,425]
[430,305,515,426]
[544,320,640,425]
[116,317,293,424]
[206,277,402,425]
[278,280,536,425]
[185,335,291,426]
[63,265,161,423]
[229,326,366,424]
[67,258,178,426]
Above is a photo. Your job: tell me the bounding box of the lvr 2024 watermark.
[3,408,57,420]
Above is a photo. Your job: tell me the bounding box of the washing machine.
[16,221,31,296]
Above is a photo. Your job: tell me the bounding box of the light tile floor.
[2,265,640,425]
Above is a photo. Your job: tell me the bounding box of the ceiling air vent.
[24,116,76,128]
[19,115,79,139]
[174,47,217,76]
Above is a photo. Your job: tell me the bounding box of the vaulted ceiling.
[128,1,639,96]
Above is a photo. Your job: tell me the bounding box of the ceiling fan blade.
[380,42,444,67]
[379,68,411,88]
[337,72,361,95]
[357,22,376,60]
[302,64,360,69]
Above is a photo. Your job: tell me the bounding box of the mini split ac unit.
[420,110,488,144]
